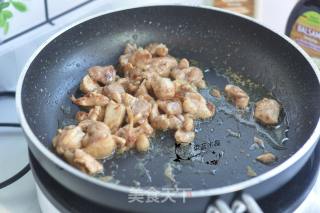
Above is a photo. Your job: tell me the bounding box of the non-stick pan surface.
[19,5,319,194]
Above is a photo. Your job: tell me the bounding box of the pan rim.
[16,4,320,198]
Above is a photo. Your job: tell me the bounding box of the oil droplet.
[132,34,138,40]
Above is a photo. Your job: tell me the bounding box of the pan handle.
[206,193,263,213]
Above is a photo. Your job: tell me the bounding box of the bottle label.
[213,0,255,17]
[290,11,320,58]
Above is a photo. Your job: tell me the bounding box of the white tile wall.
[47,0,89,18]
[0,0,46,40]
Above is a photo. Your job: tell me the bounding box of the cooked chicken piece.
[53,125,85,155]
[225,84,249,109]
[103,82,126,103]
[88,65,116,85]
[94,87,104,94]
[127,81,141,94]
[142,71,156,91]
[149,102,160,121]
[254,98,281,125]
[73,149,103,175]
[157,99,182,115]
[120,63,134,74]
[104,101,126,133]
[120,43,152,68]
[124,95,151,125]
[62,149,75,164]
[121,92,135,105]
[135,80,154,102]
[151,76,175,100]
[119,44,137,72]
[178,58,190,69]
[117,78,130,90]
[145,43,169,57]
[71,92,109,107]
[79,120,115,159]
[80,75,100,94]
[168,115,184,130]
[116,124,139,149]
[131,48,152,66]
[175,129,195,144]
[125,48,152,70]
[112,135,126,149]
[210,88,221,99]
[136,134,150,152]
[183,114,194,131]
[132,97,152,124]
[75,111,88,122]
[256,152,277,164]
[126,68,144,82]
[149,100,182,130]
[187,67,206,88]
[173,80,198,99]
[171,67,206,88]
[148,56,178,77]
[78,120,111,133]
[151,114,170,130]
[182,92,215,119]
[88,106,105,121]
[139,120,154,136]
[171,68,186,82]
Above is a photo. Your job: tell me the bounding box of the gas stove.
[30,144,320,213]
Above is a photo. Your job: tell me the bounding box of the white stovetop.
[0,0,319,212]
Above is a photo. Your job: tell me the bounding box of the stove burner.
[29,144,320,213]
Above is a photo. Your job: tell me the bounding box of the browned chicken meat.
[71,92,109,107]
[52,125,104,175]
[75,111,89,122]
[53,42,216,175]
[157,99,182,115]
[88,65,116,85]
[225,84,249,109]
[104,101,126,133]
[171,58,206,88]
[73,149,103,175]
[103,81,126,103]
[151,75,175,100]
[254,98,281,125]
[80,75,100,94]
[53,125,85,156]
[182,92,215,119]
[88,106,105,121]
[145,43,169,57]
[148,56,178,77]
[175,129,195,144]
[168,115,184,130]
[79,120,116,159]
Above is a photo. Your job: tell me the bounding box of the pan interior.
[21,6,320,191]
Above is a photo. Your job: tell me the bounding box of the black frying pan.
[16,5,320,213]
